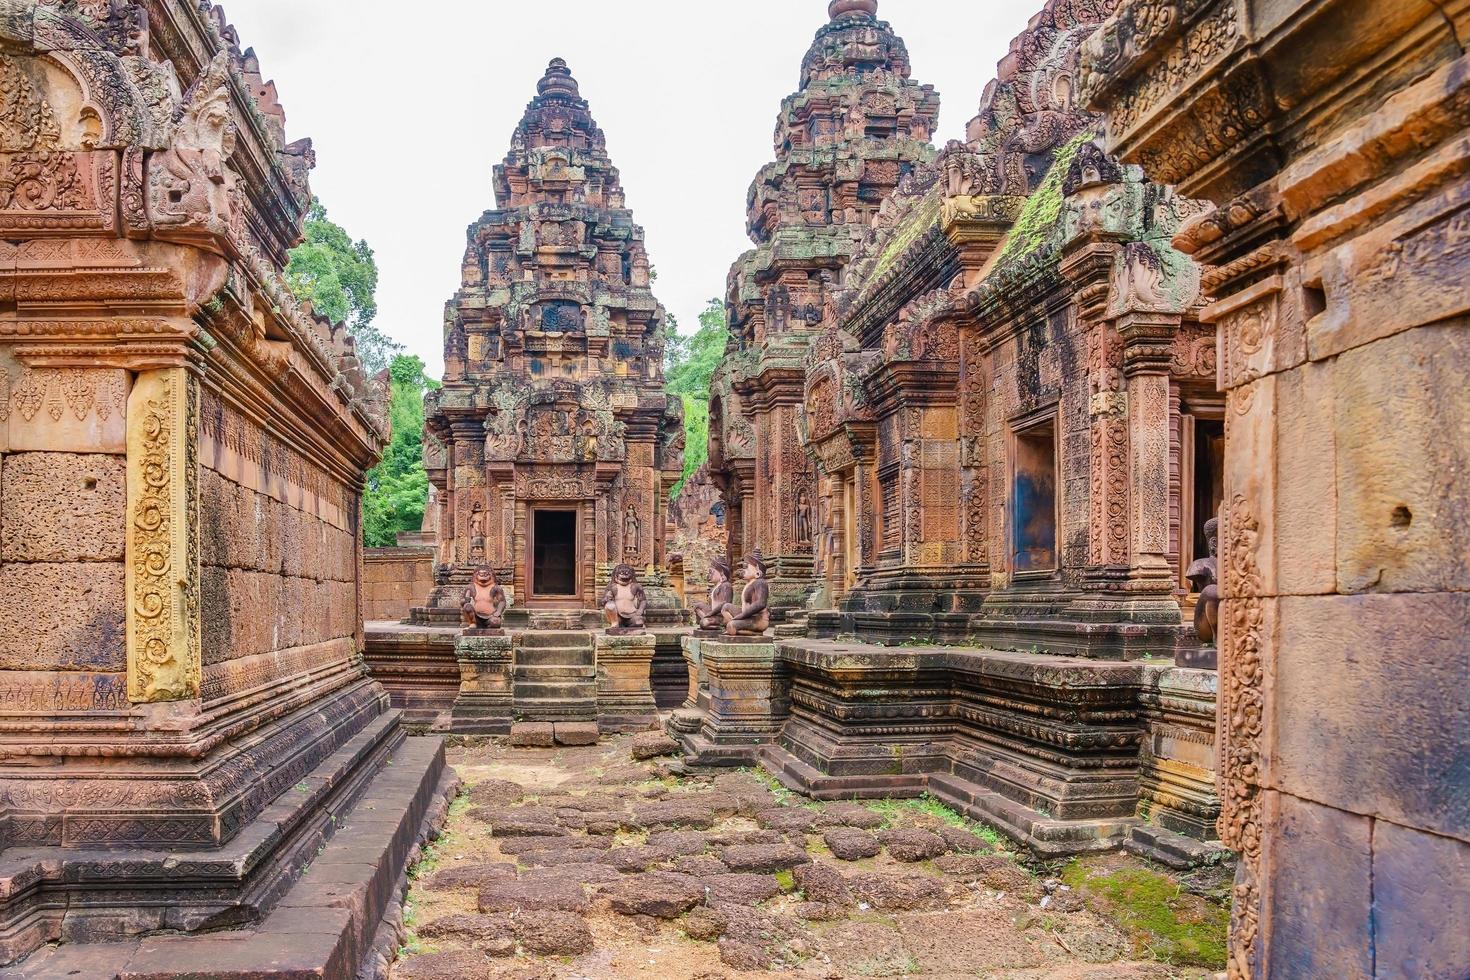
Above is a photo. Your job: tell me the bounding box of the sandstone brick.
[1373,820,1470,978]
[1334,325,1470,594]
[1312,183,1470,361]
[1264,792,1372,979]
[0,561,124,671]
[1274,360,1337,595]
[554,721,599,746]
[1222,376,1276,600]
[510,722,555,747]
[1,453,125,562]
[1275,593,1469,841]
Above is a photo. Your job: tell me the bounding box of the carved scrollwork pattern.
[126,369,199,703]
[1219,492,1263,980]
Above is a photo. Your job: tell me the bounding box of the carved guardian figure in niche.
[693,559,733,632]
[462,565,507,632]
[622,504,640,557]
[468,502,486,561]
[720,553,771,637]
[602,563,646,633]
[1186,517,1220,645]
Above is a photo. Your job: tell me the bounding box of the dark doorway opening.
[532,509,578,597]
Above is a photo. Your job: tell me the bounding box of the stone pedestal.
[595,632,658,733]
[673,636,789,767]
[451,632,514,734]
[1124,664,1227,868]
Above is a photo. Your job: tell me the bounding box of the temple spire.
[828,0,878,20]
[536,57,580,99]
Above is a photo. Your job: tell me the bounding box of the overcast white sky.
[220,1,1035,376]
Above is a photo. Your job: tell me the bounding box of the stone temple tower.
[422,59,684,617]
[708,0,940,615]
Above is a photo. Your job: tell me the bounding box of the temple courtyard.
[391,736,1229,980]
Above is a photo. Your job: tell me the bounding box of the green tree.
[665,298,729,498]
[286,199,402,375]
[362,354,440,547]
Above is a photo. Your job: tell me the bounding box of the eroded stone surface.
[396,735,1222,978]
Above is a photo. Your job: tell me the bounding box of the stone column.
[125,367,200,704]
[1119,312,1181,597]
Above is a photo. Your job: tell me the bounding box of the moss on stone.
[1060,858,1230,968]
[868,185,943,284]
[992,130,1096,268]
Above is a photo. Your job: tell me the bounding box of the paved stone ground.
[391,736,1226,979]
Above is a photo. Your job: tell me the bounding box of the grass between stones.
[1061,857,1230,968]
[861,793,1006,847]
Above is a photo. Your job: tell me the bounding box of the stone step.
[514,646,596,667]
[513,698,597,718]
[514,664,596,681]
[517,630,597,649]
[514,681,597,701]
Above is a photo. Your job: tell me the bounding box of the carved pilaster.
[1119,312,1180,592]
[125,367,200,703]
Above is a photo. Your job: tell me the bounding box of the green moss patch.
[1061,857,1230,968]
[992,130,1095,268]
[862,793,1004,846]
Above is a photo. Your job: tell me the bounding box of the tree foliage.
[362,354,440,547]
[286,198,402,375]
[665,298,729,498]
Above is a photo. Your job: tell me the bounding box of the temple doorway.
[531,509,578,599]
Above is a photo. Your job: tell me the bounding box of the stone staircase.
[513,631,597,723]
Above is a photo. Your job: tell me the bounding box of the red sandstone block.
[554,722,599,746]
[510,722,555,747]
[1263,791,1372,978]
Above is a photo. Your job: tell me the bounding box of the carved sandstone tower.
[423,59,683,618]
[708,0,939,615]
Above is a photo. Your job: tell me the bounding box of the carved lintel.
[125,367,200,703]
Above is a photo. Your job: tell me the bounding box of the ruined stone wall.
[1086,0,1470,974]
[363,545,435,623]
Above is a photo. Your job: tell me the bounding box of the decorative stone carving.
[146,52,237,251]
[125,368,199,702]
[692,558,733,632]
[720,552,771,637]
[462,565,507,631]
[601,562,646,633]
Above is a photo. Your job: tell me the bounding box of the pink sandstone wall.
[363,547,435,623]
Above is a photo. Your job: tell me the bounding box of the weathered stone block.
[1264,792,1373,979]
[1,452,125,562]
[1312,181,1470,361]
[1275,593,1469,841]
[1222,376,1277,600]
[1274,360,1337,596]
[510,722,555,748]
[0,561,124,671]
[4,367,128,454]
[1373,819,1470,978]
[554,722,599,746]
[1334,324,1470,594]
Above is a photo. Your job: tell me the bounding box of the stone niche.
[1085,0,1470,974]
[0,2,450,973]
